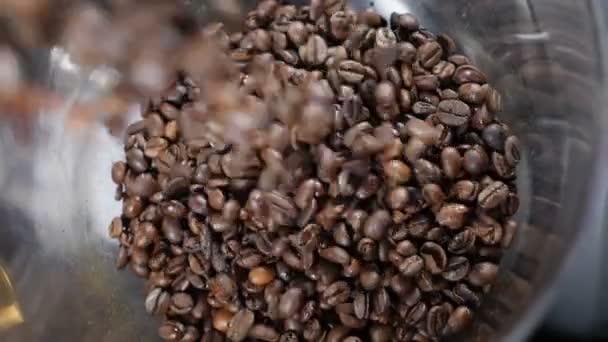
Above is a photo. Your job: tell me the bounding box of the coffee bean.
[360,267,381,290]
[300,34,328,66]
[485,85,503,112]
[417,41,443,68]
[399,254,424,277]
[444,306,472,335]
[386,186,409,210]
[383,160,412,185]
[442,256,470,282]
[212,309,234,333]
[478,181,509,209]
[405,117,439,145]
[226,309,255,341]
[450,180,480,202]
[338,60,366,84]
[279,287,305,318]
[414,159,442,184]
[448,229,476,255]
[249,266,275,286]
[458,83,486,104]
[504,135,521,167]
[482,123,507,151]
[436,203,469,230]
[112,161,127,184]
[440,147,462,179]
[453,65,487,84]
[363,210,392,241]
[405,301,427,325]
[374,27,397,49]
[420,242,447,274]
[159,321,184,340]
[437,99,471,126]
[426,305,450,338]
[463,145,489,176]
[412,101,436,116]
[145,287,162,314]
[123,196,144,219]
[414,75,439,91]
[249,324,280,341]
[467,262,499,286]
[422,183,445,212]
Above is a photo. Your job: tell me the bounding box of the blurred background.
[0,0,607,341]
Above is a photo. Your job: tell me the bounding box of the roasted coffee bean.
[360,267,381,290]
[226,309,255,341]
[405,301,427,325]
[322,281,350,307]
[159,321,184,340]
[442,256,470,282]
[414,75,439,91]
[300,34,328,66]
[212,309,234,333]
[453,65,487,84]
[481,124,507,152]
[417,41,442,68]
[504,135,521,167]
[405,117,440,145]
[463,145,489,176]
[437,99,471,126]
[383,160,412,185]
[485,85,503,112]
[436,203,469,230]
[122,196,144,219]
[399,255,424,277]
[440,147,462,179]
[249,266,275,286]
[338,60,366,84]
[426,305,450,338]
[320,246,351,265]
[279,287,305,318]
[412,101,436,116]
[391,12,419,31]
[444,306,472,335]
[363,210,392,240]
[249,324,280,341]
[420,242,447,274]
[422,183,445,212]
[448,182,475,204]
[478,181,509,209]
[448,229,476,255]
[458,83,486,104]
[468,262,499,287]
[414,159,442,184]
[112,161,127,184]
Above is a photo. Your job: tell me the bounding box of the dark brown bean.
[278,287,305,318]
[436,203,469,230]
[417,41,443,68]
[478,181,509,209]
[467,262,499,286]
[437,99,471,126]
[453,65,487,84]
[420,242,447,274]
[363,210,392,240]
[227,309,255,341]
[399,254,424,277]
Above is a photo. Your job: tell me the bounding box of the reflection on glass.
[0,262,23,330]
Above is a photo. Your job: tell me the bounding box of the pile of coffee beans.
[109,0,520,341]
